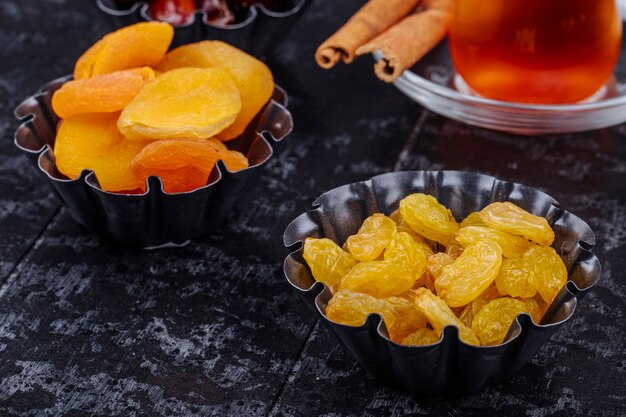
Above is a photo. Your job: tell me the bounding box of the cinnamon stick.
[315,0,422,69]
[356,0,454,82]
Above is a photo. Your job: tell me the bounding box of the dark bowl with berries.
[96,0,309,57]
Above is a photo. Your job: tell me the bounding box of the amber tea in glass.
[448,0,622,104]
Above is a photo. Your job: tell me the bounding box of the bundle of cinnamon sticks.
[315,0,454,82]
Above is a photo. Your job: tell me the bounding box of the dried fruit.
[458,284,501,328]
[325,289,396,327]
[524,245,567,303]
[118,68,242,140]
[346,213,397,261]
[54,112,150,192]
[386,293,428,342]
[150,0,197,25]
[412,288,480,345]
[518,297,543,323]
[52,68,155,119]
[460,211,484,228]
[339,261,415,297]
[471,298,528,345]
[74,22,174,80]
[383,232,427,279]
[158,41,274,140]
[399,193,459,245]
[425,252,454,281]
[402,328,440,346]
[455,226,533,259]
[495,257,537,298]
[303,238,358,289]
[131,138,248,193]
[479,202,555,246]
[435,241,503,307]
[389,209,427,243]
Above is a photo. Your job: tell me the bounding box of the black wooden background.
[1,1,625,416]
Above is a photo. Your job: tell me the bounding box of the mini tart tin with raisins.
[14,76,293,248]
[96,0,309,57]
[283,171,600,394]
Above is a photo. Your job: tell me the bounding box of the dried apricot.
[479,202,555,246]
[412,288,480,345]
[346,213,396,261]
[158,41,274,140]
[54,112,150,192]
[524,245,567,303]
[402,328,440,346]
[52,68,155,119]
[339,261,415,297]
[455,226,533,259]
[495,257,537,298]
[471,298,528,345]
[383,231,427,279]
[118,68,242,140]
[325,289,397,328]
[435,241,502,307]
[131,138,248,193]
[74,22,174,80]
[399,193,459,245]
[303,238,358,289]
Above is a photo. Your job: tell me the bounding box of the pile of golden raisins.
[303,193,567,346]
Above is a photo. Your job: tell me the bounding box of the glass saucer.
[381,30,626,135]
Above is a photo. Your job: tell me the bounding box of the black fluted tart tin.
[14,76,293,249]
[283,170,601,394]
[96,0,310,57]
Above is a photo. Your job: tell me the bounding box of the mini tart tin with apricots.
[96,0,310,57]
[283,170,601,394]
[14,76,293,248]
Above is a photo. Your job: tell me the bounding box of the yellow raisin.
[389,209,426,243]
[386,293,428,342]
[518,297,543,323]
[471,297,528,345]
[399,193,459,245]
[339,260,414,297]
[345,213,397,261]
[384,232,427,279]
[495,257,537,298]
[402,328,440,346]
[325,290,396,327]
[412,288,480,345]
[455,226,533,258]
[435,241,503,307]
[479,202,555,246]
[303,238,357,289]
[426,252,455,281]
[460,212,485,228]
[524,245,567,303]
[457,285,500,328]
[445,241,464,259]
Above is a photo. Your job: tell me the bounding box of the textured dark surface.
[1,0,625,416]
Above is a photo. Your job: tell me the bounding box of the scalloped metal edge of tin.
[282,170,601,394]
[14,76,293,247]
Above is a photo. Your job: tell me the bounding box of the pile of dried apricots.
[51,21,274,193]
[303,194,567,346]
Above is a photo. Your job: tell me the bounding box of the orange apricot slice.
[52,67,155,119]
[74,22,174,80]
[131,138,249,193]
[157,40,274,140]
[54,112,150,192]
[117,67,242,140]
